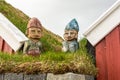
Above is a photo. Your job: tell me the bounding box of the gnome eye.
[65,32,68,35]
[38,30,41,33]
[70,32,74,34]
[65,33,68,35]
[31,30,35,33]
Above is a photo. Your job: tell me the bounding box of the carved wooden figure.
[23,17,42,56]
[62,19,79,52]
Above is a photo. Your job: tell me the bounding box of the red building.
[84,1,120,80]
[0,36,14,53]
[0,13,28,53]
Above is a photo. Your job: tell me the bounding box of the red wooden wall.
[96,24,120,80]
[0,36,14,53]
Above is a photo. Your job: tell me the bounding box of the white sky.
[5,0,117,39]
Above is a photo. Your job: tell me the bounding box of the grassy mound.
[0,39,97,76]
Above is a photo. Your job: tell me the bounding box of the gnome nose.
[68,32,71,36]
[35,34,39,37]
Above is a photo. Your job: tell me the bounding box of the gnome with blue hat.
[62,18,79,52]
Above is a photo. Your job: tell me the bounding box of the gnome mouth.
[33,38,40,39]
[31,35,41,39]
[67,37,74,41]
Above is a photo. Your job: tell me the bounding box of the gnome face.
[28,27,42,40]
[64,30,78,41]
[26,17,42,42]
[63,19,79,41]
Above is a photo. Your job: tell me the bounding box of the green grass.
[0,39,97,76]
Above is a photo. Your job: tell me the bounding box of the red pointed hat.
[27,17,42,29]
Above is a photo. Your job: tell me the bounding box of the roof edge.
[83,0,120,36]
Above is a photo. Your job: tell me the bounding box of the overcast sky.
[5,0,117,39]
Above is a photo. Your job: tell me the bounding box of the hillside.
[0,1,63,52]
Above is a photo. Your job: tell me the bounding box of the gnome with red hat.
[23,17,42,56]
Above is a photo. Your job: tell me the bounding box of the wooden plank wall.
[96,39,108,80]
[0,36,14,53]
[96,24,120,80]
[0,36,4,51]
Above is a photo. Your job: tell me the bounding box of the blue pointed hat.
[65,18,79,32]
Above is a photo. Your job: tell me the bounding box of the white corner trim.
[84,0,120,36]
[83,0,120,46]
[0,13,28,51]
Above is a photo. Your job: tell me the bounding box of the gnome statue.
[62,19,79,53]
[23,17,42,56]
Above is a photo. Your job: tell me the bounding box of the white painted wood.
[83,0,120,46]
[0,13,28,51]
